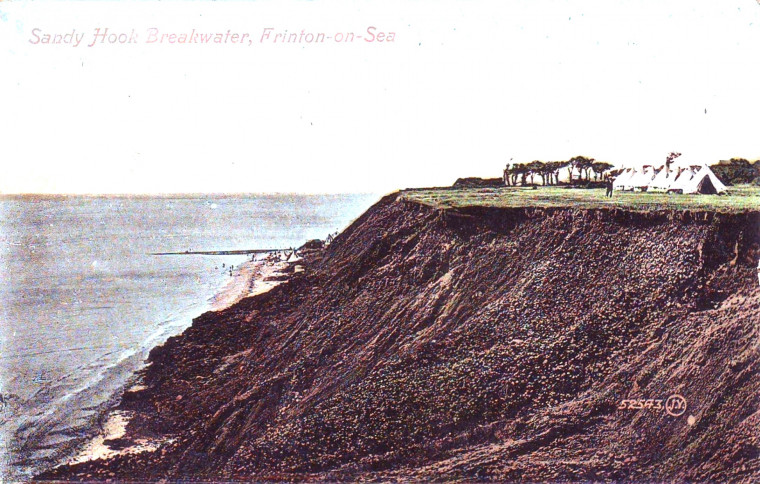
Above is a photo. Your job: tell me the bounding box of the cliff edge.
[40,193,760,481]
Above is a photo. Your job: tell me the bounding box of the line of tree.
[711,158,760,186]
[503,156,614,186]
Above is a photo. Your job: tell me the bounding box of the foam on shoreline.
[63,253,300,466]
[66,411,164,465]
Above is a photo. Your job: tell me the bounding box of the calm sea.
[0,193,378,479]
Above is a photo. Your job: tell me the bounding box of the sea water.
[0,193,378,479]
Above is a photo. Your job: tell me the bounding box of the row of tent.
[612,162,727,194]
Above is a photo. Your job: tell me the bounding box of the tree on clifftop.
[510,163,530,185]
[568,156,595,182]
[711,158,760,185]
[527,161,546,185]
[544,161,565,185]
[591,162,614,181]
[540,162,559,185]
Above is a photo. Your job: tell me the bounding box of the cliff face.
[44,194,760,481]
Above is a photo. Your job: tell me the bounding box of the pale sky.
[1,0,759,194]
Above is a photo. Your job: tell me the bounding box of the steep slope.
[41,193,760,481]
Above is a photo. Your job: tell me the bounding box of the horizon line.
[0,191,388,198]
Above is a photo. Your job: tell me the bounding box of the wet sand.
[64,254,301,467]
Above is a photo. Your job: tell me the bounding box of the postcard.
[1,1,758,482]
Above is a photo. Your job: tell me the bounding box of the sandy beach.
[209,252,302,311]
[65,411,164,466]
[64,252,302,467]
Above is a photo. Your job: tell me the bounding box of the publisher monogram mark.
[665,394,687,417]
[618,394,687,417]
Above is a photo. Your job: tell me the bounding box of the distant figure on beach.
[605,177,614,198]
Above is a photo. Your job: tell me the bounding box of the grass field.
[401,185,760,212]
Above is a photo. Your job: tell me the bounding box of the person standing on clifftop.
[605,176,614,198]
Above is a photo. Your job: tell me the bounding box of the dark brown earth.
[39,193,760,482]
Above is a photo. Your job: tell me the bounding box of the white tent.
[612,158,727,194]
[648,166,674,192]
[668,166,696,192]
[676,164,727,194]
[612,167,636,191]
[627,165,656,191]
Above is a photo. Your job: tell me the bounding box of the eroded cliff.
[41,193,760,481]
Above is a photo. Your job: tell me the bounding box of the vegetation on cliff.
[712,158,760,186]
[404,185,760,212]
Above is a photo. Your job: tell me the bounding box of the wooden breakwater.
[150,249,288,256]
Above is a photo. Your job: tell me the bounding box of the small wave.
[3,304,208,480]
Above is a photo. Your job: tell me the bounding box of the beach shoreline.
[3,193,374,482]
[209,252,303,311]
[58,252,305,470]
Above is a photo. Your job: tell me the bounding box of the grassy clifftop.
[403,185,760,212]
